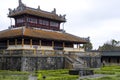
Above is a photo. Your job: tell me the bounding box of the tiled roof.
[8,7,66,22]
[0,29,22,38]
[0,27,87,43]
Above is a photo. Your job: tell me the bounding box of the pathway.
[78,74,109,80]
[28,74,37,80]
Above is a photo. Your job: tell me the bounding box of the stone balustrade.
[7,45,85,52]
[64,47,85,52]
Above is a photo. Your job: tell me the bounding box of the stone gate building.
[0,0,101,71]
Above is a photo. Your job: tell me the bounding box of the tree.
[83,37,93,51]
[98,39,120,51]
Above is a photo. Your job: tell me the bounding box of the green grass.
[0,70,29,80]
[37,65,120,80]
[89,75,120,80]
[37,69,79,80]
[1,65,120,80]
[94,65,120,75]
[81,65,120,80]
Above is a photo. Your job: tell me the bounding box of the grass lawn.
[82,65,120,80]
[0,70,29,80]
[37,65,120,80]
[0,65,120,80]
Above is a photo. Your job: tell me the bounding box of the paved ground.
[28,74,108,80]
[28,74,37,80]
[78,74,109,80]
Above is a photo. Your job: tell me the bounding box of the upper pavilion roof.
[0,27,88,43]
[8,0,66,22]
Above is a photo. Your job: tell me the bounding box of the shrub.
[0,70,29,80]
[37,69,78,80]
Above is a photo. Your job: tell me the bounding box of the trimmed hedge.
[0,70,29,80]
[37,69,79,80]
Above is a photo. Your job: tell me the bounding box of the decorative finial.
[8,8,12,14]
[62,14,66,19]
[52,8,56,14]
[19,0,23,6]
[19,0,21,5]
[38,5,40,10]
[53,8,56,14]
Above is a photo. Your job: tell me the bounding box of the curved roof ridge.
[8,0,66,22]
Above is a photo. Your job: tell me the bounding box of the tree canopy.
[83,37,93,51]
[98,39,120,51]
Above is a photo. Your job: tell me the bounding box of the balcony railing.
[7,45,85,53]
[64,47,84,52]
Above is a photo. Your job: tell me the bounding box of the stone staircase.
[65,54,87,69]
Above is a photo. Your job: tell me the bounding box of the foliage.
[37,69,79,80]
[98,39,120,51]
[79,65,120,80]
[94,65,120,74]
[83,37,93,51]
[92,65,120,80]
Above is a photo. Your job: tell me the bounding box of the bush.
[0,70,29,80]
[37,69,79,80]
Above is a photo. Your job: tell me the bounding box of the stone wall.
[0,56,64,71]
[21,57,64,71]
[0,57,21,70]
[0,50,101,71]
[0,50,65,71]
[79,57,101,68]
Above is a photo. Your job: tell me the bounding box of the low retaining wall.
[0,56,64,71]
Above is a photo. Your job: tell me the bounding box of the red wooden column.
[52,41,54,48]
[63,42,65,54]
[63,42,65,49]
[52,41,54,54]
[30,39,32,48]
[39,40,41,48]
[7,40,9,48]
[15,39,17,46]
[22,38,24,47]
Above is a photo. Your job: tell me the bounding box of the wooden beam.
[78,44,80,50]
[30,39,32,48]
[39,40,41,48]
[52,41,54,48]
[7,40,9,47]
[63,42,65,48]
[15,39,17,46]
[77,44,79,48]
[22,38,24,47]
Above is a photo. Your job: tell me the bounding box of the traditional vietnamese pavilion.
[0,0,101,71]
[0,0,87,52]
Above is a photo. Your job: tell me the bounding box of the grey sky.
[0,0,120,49]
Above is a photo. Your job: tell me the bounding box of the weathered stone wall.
[21,57,64,71]
[79,57,101,68]
[0,50,101,71]
[0,50,65,71]
[0,56,65,71]
[0,57,21,70]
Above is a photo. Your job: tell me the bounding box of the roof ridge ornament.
[52,8,56,14]
[19,0,22,6]
[18,0,26,7]
[38,5,40,10]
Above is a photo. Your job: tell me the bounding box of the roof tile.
[0,27,87,43]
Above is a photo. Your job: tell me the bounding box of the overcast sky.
[0,0,120,49]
